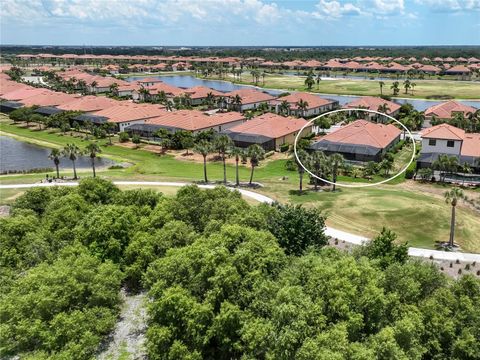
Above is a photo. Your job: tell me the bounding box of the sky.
[1,0,479,46]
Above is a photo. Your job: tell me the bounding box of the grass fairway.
[1,119,479,253]
[209,73,480,99]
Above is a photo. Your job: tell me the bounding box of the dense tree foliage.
[1,179,479,359]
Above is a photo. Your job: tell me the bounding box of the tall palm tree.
[391,81,400,96]
[410,82,416,95]
[296,149,309,193]
[379,81,385,96]
[62,143,81,179]
[330,153,344,192]
[304,73,315,90]
[214,135,233,183]
[85,142,101,178]
[109,83,119,96]
[229,146,244,186]
[316,73,321,89]
[232,94,242,111]
[403,79,411,94]
[89,80,98,94]
[279,100,291,116]
[444,187,465,248]
[296,99,309,118]
[49,148,61,178]
[247,144,265,186]
[194,140,212,183]
[310,150,327,191]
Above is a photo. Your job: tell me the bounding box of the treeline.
[1,179,479,359]
[2,45,480,61]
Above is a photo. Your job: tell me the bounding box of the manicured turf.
[208,73,480,99]
[1,119,479,252]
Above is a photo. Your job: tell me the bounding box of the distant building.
[310,120,401,162]
[225,89,275,112]
[424,100,477,127]
[271,92,338,117]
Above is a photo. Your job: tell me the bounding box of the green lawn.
[203,72,480,99]
[1,119,480,252]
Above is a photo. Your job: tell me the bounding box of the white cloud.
[373,0,404,14]
[314,0,364,19]
[415,0,480,11]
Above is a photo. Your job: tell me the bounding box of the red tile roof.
[343,96,401,114]
[146,110,244,131]
[271,92,336,109]
[420,123,466,140]
[92,103,166,123]
[227,113,309,139]
[1,87,50,101]
[424,101,477,119]
[445,65,471,73]
[58,95,120,112]
[183,86,224,99]
[319,120,401,148]
[225,89,275,105]
[462,133,480,157]
[0,81,31,96]
[20,91,80,107]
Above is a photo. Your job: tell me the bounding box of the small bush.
[458,269,462,275]
[450,262,453,268]
[465,264,470,271]
[456,259,460,264]
[280,143,290,153]
[265,151,275,158]
[119,132,130,143]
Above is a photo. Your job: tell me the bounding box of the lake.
[125,75,480,111]
[0,136,115,173]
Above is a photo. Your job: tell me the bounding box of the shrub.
[280,143,290,152]
[404,161,417,179]
[119,131,130,142]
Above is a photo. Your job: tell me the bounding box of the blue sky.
[1,0,479,46]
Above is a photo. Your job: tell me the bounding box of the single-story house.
[418,124,480,171]
[225,89,276,112]
[445,65,471,75]
[182,86,225,106]
[424,100,477,127]
[125,110,245,137]
[271,92,338,117]
[310,119,401,162]
[74,102,166,131]
[223,113,311,151]
[57,95,120,114]
[343,96,401,119]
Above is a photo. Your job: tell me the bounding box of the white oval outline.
[293,108,416,188]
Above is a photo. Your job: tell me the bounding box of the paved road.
[2,181,479,262]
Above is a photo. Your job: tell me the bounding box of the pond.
[125,75,480,111]
[0,136,115,173]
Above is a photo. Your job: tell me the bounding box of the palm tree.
[296,149,309,193]
[391,81,400,96]
[316,73,321,89]
[85,142,101,177]
[377,103,391,114]
[229,146,244,186]
[138,86,150,101]
[379,81,385,96]
[232,94,242,111]
[49,148,61,178]
[257,102,269,114]
[214,135,233,183]
[410,82,416,95]
[194,140,212,183]
[330,153,344,191]
[103,122,117,145]
[62,143,81,179]
[304,73,315,90]
[444,187,465,248]
[309,151,327,191]
[403,79,411,94]
[109,83,119,96]
[296,99,309,117]
[247,144,265,186]
[279,100,290,116]
[89,80,98,94]
[379,159,394,176]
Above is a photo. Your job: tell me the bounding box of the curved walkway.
[2,181,479,262]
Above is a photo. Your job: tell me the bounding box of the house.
[445,65,471,75]
[57,95,119,113]
[225,89,275,112]
[132,81,184,101]
[271,92,338,117]
[223,113,311,151]
[418,124,480,171]
[343,96,401,118]
[310,120,402,162]
[424,100,477,127]
[182,86,224,106]
[74,102,166,131]
[125,110,245,137]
